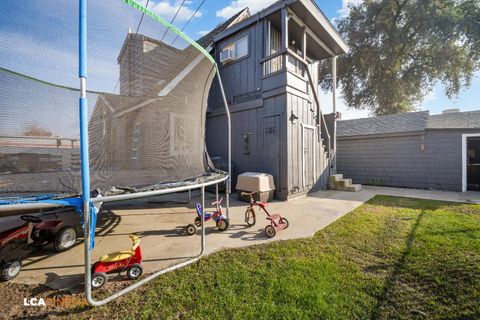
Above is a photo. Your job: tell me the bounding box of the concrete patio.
[11,186,479,290]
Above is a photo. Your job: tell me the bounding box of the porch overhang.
[213,0,348,58]
[289,0,349,56]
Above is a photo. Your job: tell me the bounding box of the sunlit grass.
[76,196,480,320]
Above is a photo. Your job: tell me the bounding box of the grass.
[73,196,479,320]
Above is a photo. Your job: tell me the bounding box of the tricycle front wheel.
[245,208,256,227]
[216,218,229,231]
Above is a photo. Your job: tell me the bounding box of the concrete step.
[335,179,352,188]
[328,173,361,192]
[330,174,343,181]
[340,184,362,192]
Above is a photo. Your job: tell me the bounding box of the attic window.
[220,36,248,63]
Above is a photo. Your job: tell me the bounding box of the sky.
[0,0,478,138]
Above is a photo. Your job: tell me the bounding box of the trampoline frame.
[78,0,232,306]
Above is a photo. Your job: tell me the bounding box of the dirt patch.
[0,277,138,319]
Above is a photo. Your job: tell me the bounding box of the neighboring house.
[336,110,480,192]
[203,0,348,199]
[88,33,215,189]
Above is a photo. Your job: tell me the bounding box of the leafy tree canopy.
[319,0,480,115]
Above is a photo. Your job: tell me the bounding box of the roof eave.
[213,0,349,56]
[298,0,349,54]
[337,130,426,140]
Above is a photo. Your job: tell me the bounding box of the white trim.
[298,0,349,53]
[220,35,249,64]
[462,133,480,192]
[301,124,316,188]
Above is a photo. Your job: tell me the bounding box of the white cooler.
[236,172,275,202]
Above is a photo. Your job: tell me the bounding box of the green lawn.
[78,196,480,320]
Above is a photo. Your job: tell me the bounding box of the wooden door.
[302,124,315,188]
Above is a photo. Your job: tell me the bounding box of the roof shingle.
[337,111,429,137]
[427,111,480,129]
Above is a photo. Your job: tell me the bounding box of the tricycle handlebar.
[210,197,223,206]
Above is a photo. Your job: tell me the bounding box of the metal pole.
[79,0,93,305]
[84,182,211,306]
[215,64,231,220]
[331,56,337,171]
[201,186,205,250]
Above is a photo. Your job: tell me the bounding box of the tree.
[319,0,480,116]
[23,124,53,137]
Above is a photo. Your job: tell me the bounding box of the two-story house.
[202,0,348,199]
[88,0,348,199]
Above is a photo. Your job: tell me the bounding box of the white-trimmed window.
[220,36,249,63]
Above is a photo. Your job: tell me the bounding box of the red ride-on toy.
[185,198,229,235]
[91,235,143,289]
[242,192,289,238]
[0,215,78,281]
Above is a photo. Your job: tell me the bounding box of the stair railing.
[301,56,333,166]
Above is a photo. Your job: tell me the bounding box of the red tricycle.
[91,235,143,289]
[242,192,289,238]
[185,198,229,235]
[0,214,78,281]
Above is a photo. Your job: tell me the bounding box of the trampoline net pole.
[201,186,206,250]
[215,65,232,219]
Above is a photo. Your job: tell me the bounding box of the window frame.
[220,35,249,65]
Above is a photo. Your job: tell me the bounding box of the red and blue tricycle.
[186,198,229,235]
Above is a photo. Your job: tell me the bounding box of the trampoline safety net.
[0,0,219,195]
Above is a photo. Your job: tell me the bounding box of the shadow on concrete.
[19,208,122,269]
[227,229,268,241]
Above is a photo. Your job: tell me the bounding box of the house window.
[220,36,248,63]
[263,24,283,76]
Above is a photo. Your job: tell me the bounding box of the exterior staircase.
[329,174,361,192]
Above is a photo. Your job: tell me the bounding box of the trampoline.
[0,0,231,305]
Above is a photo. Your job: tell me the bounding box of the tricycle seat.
[99,250,133,263]
[195,203,211,219]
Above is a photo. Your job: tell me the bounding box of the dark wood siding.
[206,14,332,199]
[336,129,473,191]
[286,92,330,196]
[208,22,264,109]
